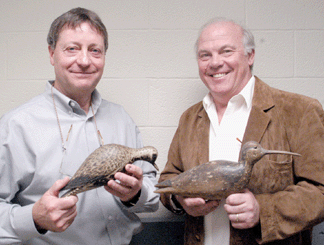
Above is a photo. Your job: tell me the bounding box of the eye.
[64,46,79,54]
[91,48,100,53]
[198,52,211,60]
[222,49,234,56]
[90,47,103,57]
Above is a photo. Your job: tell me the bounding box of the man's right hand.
[175,195,219,217]
[32,177,78,232]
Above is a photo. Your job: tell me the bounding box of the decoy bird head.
[241,141,301,165]
[149,147,158,164]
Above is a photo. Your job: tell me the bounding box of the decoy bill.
[60,144,158,197]
[155,141,300,200]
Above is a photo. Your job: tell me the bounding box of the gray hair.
[47,7,108,52]
[195,18,255,57]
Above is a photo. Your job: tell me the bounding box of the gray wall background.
[1,0,324,244]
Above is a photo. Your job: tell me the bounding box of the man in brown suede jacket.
[159,18,324,245]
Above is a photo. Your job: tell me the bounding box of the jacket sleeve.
[256,99,324,244]
[158,103,209,214]
[159,125,186,214]
[121,123,159,213]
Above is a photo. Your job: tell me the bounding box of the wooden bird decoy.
[155,141,300,200]
[60,144,158,197]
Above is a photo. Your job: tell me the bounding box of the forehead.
[198,22,244,49]
[58,22,104,43]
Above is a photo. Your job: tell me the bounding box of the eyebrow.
[198,44,236,53]
[219,44,236,50]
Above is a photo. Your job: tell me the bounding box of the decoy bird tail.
[60,189,76,198]
[155,179,171,187]
[154,179,174,194]
[154,187,176,194]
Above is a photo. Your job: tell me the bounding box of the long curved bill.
[264,149,301,157]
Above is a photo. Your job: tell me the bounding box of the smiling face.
[197,21,255,105]
[49,22,105,102]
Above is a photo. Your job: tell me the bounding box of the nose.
[77,50,91,67]
[208,54,224,70]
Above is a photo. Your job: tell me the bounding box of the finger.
[226,194,245,206]
[48,177,71,197]
[115,179,132,192]
[114,171,142,190]
[185,200,219,217]
[224,202,244,216]
[55,209,78,232]
[181,197,206,207]
[105,180,131,197]
[230,212,242,223]
[113,173,136,188]
[125,164,143,179]
[61,204,78,219]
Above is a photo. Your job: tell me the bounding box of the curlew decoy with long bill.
[60,144,158,197]
[155,141,300,200]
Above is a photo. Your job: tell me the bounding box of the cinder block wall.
[1,0,324,244]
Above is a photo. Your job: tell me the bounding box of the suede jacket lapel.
[242,77,275,145]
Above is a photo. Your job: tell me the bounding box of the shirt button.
[70,101,75,107]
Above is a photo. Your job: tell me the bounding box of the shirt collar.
[237,75,255,110]
[45,80,102,117]
[203,76,255,112]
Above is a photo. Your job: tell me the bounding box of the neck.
[212,75,252,123]
[210,94,231,124]
[53,82,93,114]
[75,96,92,114]
[215,104,227,124]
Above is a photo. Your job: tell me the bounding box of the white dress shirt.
[203,76,255,245]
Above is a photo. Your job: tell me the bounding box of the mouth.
[210,73,227,78]
[70,71,97,78]
[73,71,95,75]
[205,72,229,78]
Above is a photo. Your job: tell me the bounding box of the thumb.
[48,177,70,197]
[243,188,252,194]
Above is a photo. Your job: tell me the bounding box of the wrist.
[34,221,47,235]
[121,190,141,207]
[171,195,185,214]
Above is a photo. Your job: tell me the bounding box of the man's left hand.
[224,189,260,229]
[104,164,143,202]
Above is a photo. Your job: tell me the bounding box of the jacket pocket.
[248,158,294,194]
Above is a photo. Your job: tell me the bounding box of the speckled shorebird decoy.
[60,144,158,197]
[155,141,300,200]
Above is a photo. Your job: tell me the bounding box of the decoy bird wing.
[173,160,239,183]
[61,159,119,190]
[62,172,113,190]
[169,160,245,199]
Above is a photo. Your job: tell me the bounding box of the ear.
[48,45,55,66]
[247,49,255,67]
